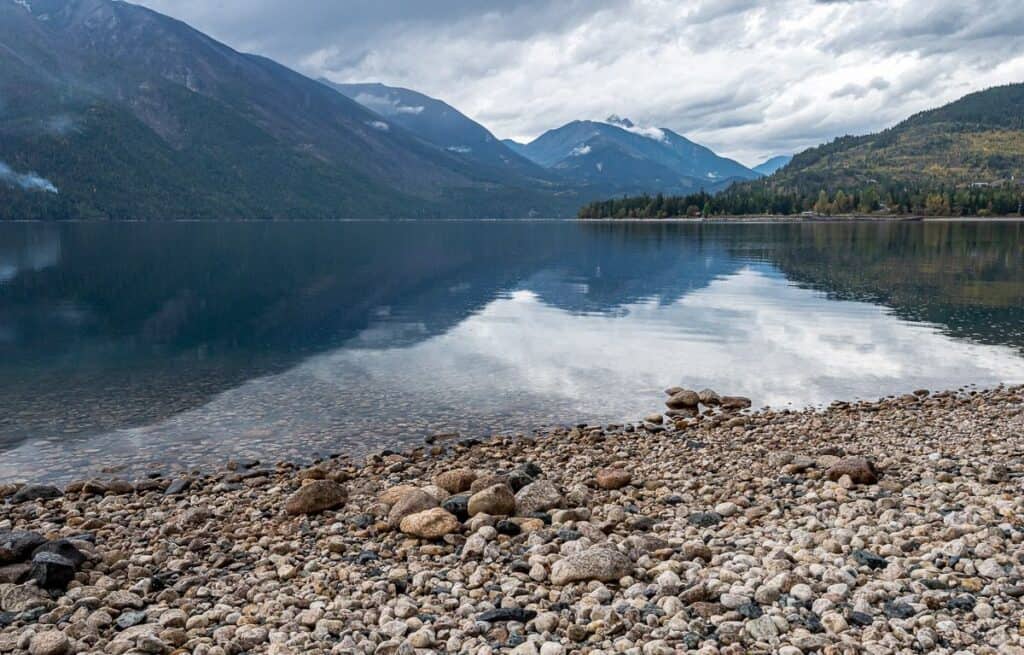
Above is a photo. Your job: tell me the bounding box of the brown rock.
[825,457,879,484]
[379,485,419,507]
[470,474,509,493]
[467,484,516,517]
[666,390,700,409]
[720,396,752,410]
[388,489,439,528]
[432,468,478,494]
[284,480,347,515]
[595,468,632,490]
[399,508,461,539]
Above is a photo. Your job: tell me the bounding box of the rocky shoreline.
[2,386,1023,654]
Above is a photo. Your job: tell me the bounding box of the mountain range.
[504,116,760,195]
[0,0,761,220]
[0,0,579,219]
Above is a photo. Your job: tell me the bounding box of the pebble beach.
[2,385,1023,655]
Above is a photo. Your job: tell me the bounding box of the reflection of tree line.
[726,222,1024,352]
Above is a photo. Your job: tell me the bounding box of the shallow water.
[2,220,1023,482]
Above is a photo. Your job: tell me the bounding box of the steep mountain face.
[0,0,577,219]
[752,155,792,176]
[326,81,551,181]
[513,117,759,195]
[770,84,1024,192]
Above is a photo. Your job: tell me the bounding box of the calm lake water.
[2,220,1023,482]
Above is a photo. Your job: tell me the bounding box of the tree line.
[578,184,1024,219]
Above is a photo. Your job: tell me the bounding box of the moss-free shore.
[2,386,1023,654]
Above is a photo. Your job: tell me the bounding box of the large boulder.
[0,531,47,564]
[595,468,632,490]
[432,469,477,494]
[515,480,563,515]
[30,552,77,590]
[550,546,633,585]
[666,390,700,409]
[826,457,879,484]
[32,540,86,569]
[379,485,419,507]
[399,508,461,539]
[388,489,438,529]
[468,484,516,517]
[284,480,347,515]
[28,630,69,655]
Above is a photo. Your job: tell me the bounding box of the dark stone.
[10,485,62,504]
[628,516,656,531]
[116,610,147,629]
[687,512,722,528]
[527,512,551,525]
[883,600,916,619]
[847,611,873,626]
[0,530,47,564]
[506,470,534,492]
[663,495,684,505]
[947,595,976,611]
[164,479,191,495]
[509,560,530,574]
[476,608,537,623]
[804,613,824,633]
[556,529,582,542]
[682,632,701,649]
[922,578,948,590]
[852,549,888,570]
[0,611,16,627]
[442,495,471,522]
[18,606,48,623]
[33,540,86,569]
[495,521,521,536]
[518,462,543,478]
[738,603,763,619]
[356,551,379,565]
[30,552,76,590]
[352,514,374,529]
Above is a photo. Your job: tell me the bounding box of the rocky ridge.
[0,386,1022,654]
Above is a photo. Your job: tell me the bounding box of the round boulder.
[595,468,632,490]
[399,508,461,539]
[432,468,477,494]
[468,484,516,517]
[515,480,563,515]
[284,480,347,515]
[550,546,633,585]
[388,489,439,528]
[666,390,700,409]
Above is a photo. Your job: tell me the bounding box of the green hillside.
[580,84,1024,218]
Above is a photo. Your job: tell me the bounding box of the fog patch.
[0,161,58,193]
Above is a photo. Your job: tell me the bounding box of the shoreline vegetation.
[577,189,1024,220]
[2,385,1022,654]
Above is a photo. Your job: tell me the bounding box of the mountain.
[0,0,578,219]
[325,81,550,181]
[512,116,759,196]
[765,83,1024,196]
[582,84,1024,218]
[752,155,792,176]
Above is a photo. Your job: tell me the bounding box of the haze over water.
[2,220,1023,482]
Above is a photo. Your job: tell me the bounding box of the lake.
[2,220,1023,483]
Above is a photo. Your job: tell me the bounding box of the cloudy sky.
[138,0,1024,165]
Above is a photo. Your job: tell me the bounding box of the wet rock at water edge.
[666,390,700,409]
[10,485,62,504]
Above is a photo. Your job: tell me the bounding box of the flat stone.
[550,546,632,585]
[10,485,62,504]
[476,608,537,623]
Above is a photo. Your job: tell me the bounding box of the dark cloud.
[135,0,1024,164]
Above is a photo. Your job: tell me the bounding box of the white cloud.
[366,120,390,131]
[353,92,425,116]
[570,144,592,156]
[137,0,1024,164]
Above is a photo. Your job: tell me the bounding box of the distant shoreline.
[2,215,1024,224]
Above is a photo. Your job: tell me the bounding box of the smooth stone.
[467,484,516,517]
[476,608,537,623]
[0,531,47,564]
[284,480,347,515]
[595,468,631,490]
[10,485,62,504]
[825,457,879,484]
[388,490,439,528]
[432,468,477,494]
[550,546,632,585]
[399,508,460,539]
